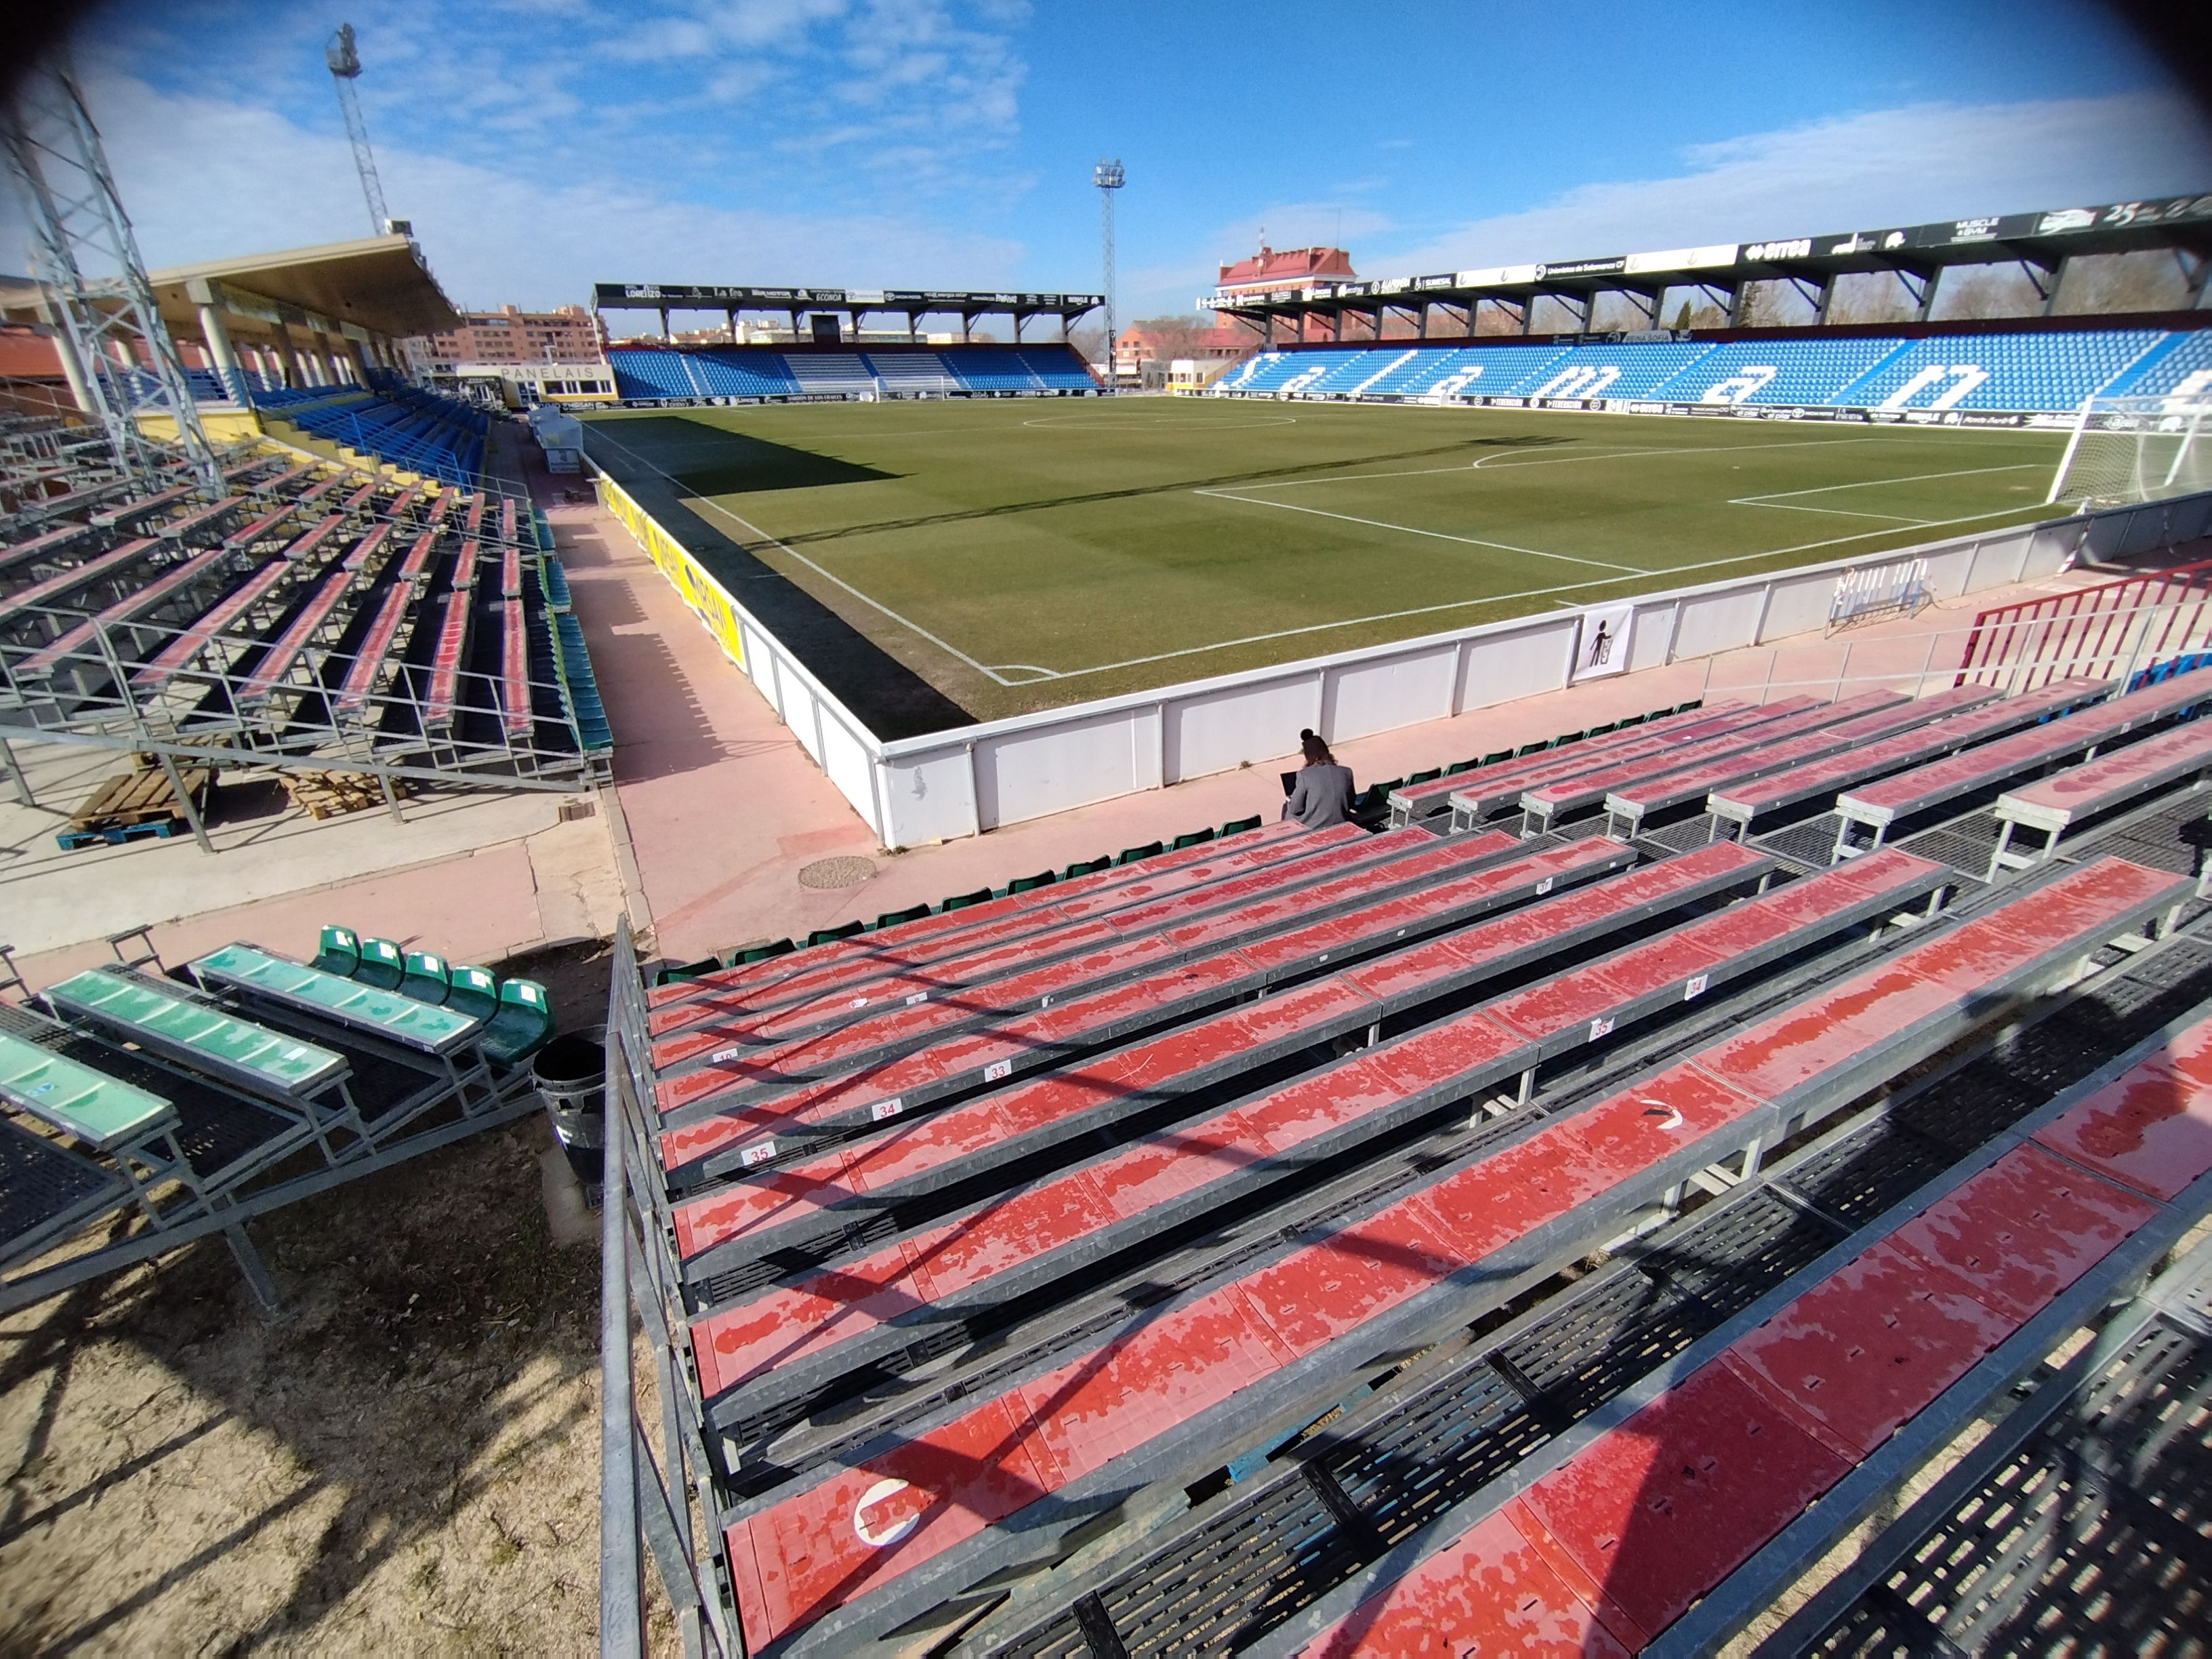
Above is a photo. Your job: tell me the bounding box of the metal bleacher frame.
[1,442,613,825]
[0,938,547,1317]
[594,657,2212,1656]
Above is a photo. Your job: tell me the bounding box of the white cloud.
[1364,91,2212,276]
[0,70,1024,308]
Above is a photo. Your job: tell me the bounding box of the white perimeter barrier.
[596,474,2212,850]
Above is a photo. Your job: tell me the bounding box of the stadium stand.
[603,344,1097,403]
[599,639,2212,1652]
[1211,323,2207,415]
[1,441,612,797]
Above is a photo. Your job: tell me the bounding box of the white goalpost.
[2047,392,2212,508]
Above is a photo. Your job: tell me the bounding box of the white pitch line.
[585,426,1046,686]
[1734,461,2045,501]
[1194,489,1648,575]
[1040,499,2053,683]
[1728,500,1933,524]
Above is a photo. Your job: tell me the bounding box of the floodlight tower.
[1093,158,1124,394]
[326,23,390,235]
[1,54,221,489]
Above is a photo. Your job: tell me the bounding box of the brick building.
[422,304,601,371]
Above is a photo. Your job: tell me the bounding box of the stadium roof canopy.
[592,282,1101,337]
[146,232,463,340]
[1202,194,2212,336]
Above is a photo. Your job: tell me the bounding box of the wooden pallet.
[281,769,408,821]
[64,760,213,844]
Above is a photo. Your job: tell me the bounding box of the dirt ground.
[0,941,676,1654]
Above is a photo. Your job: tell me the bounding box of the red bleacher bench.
[1702,680,2070,839]
[652,828,1533,1086]
[153,495,245,541]
[281,512,346,562]
[342,523,392,571]
[1286,1010,2212,1656]
[1988,716,2212,875]
[222,501,302,551]
[1386,701,1750,826]
[1517,696,1854,834]
[684,851,1944,1435]
[650,823,1376,1046]
[1835,667,2212,858]
[0,518,103,581]
[1603,690,1957,840]
[664,840,1758,1257]
[335,582,419,717]
[421,590,470,731]
[499,598,531,735]
[237,567,353,707]
[1441,703,1797,830]
[90,482,191,529]
[654,837,1646,1183]
[131,560,295,690]
[705,856,2189,1654]
[449,538,481,591]
[14,546,228,681]
[392,531,438,586]
[0,537,158,619]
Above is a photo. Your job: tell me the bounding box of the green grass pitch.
[579,398,2066,724]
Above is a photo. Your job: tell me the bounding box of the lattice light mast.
[1,56,221,489]
[326,23,389,235]
[1094,158,1124,394]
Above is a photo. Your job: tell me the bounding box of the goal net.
[2047,394,2212,509]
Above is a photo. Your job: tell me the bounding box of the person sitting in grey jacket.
[1282,733,1355,828]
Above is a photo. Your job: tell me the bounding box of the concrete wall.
[598,471,2212,850]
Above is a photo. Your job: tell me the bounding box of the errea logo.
[1744,239,1811,262]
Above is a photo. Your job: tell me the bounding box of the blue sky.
[9,0,2209,321]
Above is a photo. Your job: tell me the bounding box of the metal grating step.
[1634,813,1723,857]
[1753,813,1845,873]
[1806,1319,2212,1656]
[1779,1118,1957,1229]
[1893,816,2005,880]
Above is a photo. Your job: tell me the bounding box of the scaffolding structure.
[0,58,222,492]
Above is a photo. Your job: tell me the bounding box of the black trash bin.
[532,1025,606,1187]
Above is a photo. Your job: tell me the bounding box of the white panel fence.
[596,474,2212,851]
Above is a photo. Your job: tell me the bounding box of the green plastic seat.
[1170,828,1214,850]
[806,921,865,947]
[1480,750,1512,767]
[939,888,992,912]
[1618,712,1647,728]
[480,978,553,1069]
[1556,730,1587,747]
[1515,741,1549,758]
[1115,841,1164,865]
[1006,871,1057,894]
[1373,778,1404,797]
[1219,815,1262,836]
[445,965,501,1023]
[1405,768,1441,786]
[874,903,931,930]
[1063,857,1111,880]
[1585,722,1616,739]
[1676,699,1703,714]
[735,938,796,964]
[652,955,720,988]
[310,925,361,978]
[400,950,451,1005]
[1446,758,1479,775]
[354,937,405,991]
